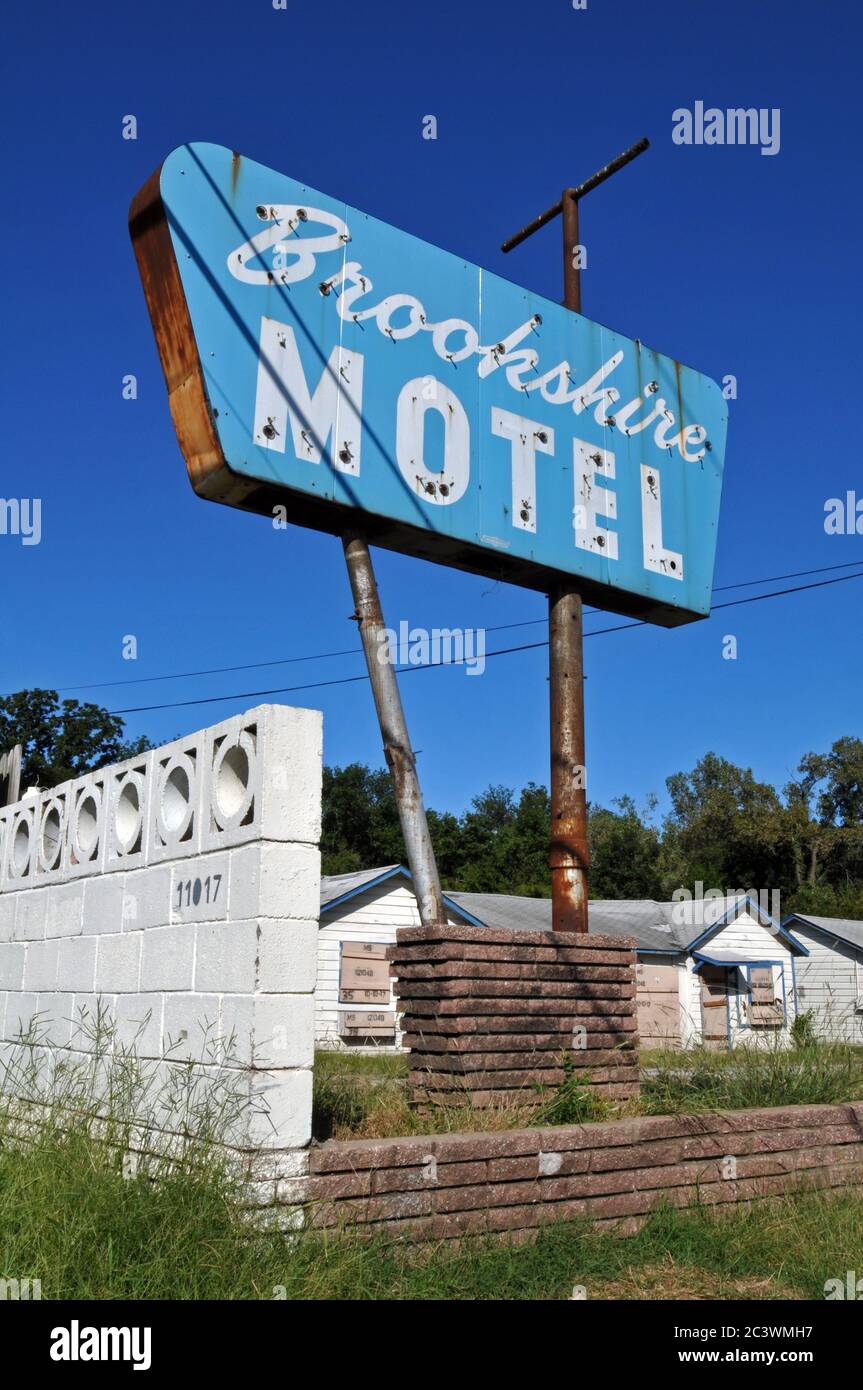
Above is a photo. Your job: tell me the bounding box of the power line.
[32,558,863,697]
[108,566,863,716]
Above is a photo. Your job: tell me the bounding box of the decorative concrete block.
[105,750,153,873]
[33,788,70,881]
[147,732,205,865]
[0,810,9,889]
[6,803,37,888]
[64,773,109,879]
[201,711,262,853]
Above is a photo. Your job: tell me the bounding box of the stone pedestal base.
[389,926,640,1107]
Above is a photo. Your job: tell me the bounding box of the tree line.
[2,690,861,919]
[321,742,863,920]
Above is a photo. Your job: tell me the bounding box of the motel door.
[700,965,729,1049]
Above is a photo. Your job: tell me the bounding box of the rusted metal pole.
[342,533,446,928]
[548,190,589,932]
[500,142,650,931]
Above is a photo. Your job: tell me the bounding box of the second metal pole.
[342,533,446,928]
[549,190,589,932]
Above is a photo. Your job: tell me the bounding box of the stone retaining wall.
[307,1102,863,1241]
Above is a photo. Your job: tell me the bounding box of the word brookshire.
[226,205,711,467]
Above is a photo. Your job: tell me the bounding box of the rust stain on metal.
[230,151,242,197]
[674,358,685,432]
[548,587,589,933]
[128,164,255,510]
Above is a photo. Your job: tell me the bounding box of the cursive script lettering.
[227,207,709,462]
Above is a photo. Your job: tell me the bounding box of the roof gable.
[783,913,863,955]
[320,864,480,925]
[318,871,805,958]
[684,894,808,956]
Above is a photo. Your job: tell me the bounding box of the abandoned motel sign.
[130,142,727,924]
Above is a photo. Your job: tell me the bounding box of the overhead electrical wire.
[30,558,863,698]
[105,565,863,716]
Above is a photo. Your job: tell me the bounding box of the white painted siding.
[680,907,798,1049]
[680,959,703,1046]
[791,925,863,1043]
[712,910,796,1047]
[316,878,465,1051]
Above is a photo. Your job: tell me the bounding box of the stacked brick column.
[389,925,639,1107]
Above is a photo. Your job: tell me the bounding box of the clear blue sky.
[2,0,861,818]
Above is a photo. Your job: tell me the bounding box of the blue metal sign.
[131,142,726,624]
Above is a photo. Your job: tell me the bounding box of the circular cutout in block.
[157,753,196,844]
[10,814,32,877]
[211,731,256,831]
[113,773,144,855]
[72,789,101,862]
[39,800,64,871]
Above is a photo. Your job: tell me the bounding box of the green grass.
[4,1018,863,1300]
[1,1121,860,1299]
[640,1040,863,1115]
[313,1040,863,1140]
[312,1048,612,1140]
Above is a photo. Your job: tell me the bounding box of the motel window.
[748,966,784,1026]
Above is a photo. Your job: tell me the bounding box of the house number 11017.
[174,874,222,910]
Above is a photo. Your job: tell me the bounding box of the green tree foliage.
[663,752,785,892]
[4,687,860,917]
[321,766,551,894]
[322,739,863,915]
[0,689,150,791]
[781,737,863,915]
[589,796,664,900]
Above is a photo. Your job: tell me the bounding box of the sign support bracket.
[502,137,650,932]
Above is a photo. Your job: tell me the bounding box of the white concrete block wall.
[0,703,322,1178]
